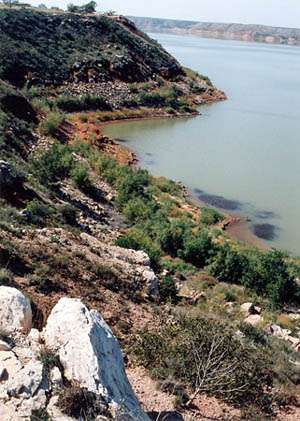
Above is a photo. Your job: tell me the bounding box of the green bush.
[243,250,297,309]
[54,94,111,113]
[209,244,248,284]
[160,219,191,257]
[181,230,218,267]
[116,229,161,269]
[32,143,74,186]
[116,168,150,206]
[71,164,91,191]
[26,200,55,225]
[123,197,154,224]
[159,276,178,303]
[60,204,77,226]
[39,112,65,137]
[200,207,224,225]
[209,246,297,309]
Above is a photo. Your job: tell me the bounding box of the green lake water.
[104,33,300,255]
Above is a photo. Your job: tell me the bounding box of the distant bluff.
[0,9,184,87]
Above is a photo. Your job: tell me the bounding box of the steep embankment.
[129,16,300,46]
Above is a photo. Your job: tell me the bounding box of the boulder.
[0,287,32,335]
[142,269,159,301]
[244,314,263,326]
[241,302,261,316]
[43,298,149,420]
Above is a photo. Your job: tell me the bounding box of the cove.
[103,33,300,255]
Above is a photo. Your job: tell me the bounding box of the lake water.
[104,34,300,255]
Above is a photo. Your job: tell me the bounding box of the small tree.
[67,1,97,14]
[2,0,19,8]
[83,1,97,13]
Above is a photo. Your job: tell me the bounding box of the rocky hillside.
[0,6,300,421]
[0,9,184,86]
[129,16,300,46]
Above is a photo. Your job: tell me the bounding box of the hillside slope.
[129,16,300,46]
[0,9,183,86]
[0,8,300,421]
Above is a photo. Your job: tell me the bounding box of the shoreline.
[97,113,268,250]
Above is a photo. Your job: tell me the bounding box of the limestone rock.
[244,314,263,326]
[265,323,300,351]
[241,302,261,316]
[142,269,159,301]
[43,298,149,420]
[50,366,63,391]
[0,287,32,335]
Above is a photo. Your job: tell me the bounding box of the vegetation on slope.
[0,6,299,419]
[0,8,183,86]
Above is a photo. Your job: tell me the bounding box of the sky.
[28,1,300,29]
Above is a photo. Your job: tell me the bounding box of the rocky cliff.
[129,16,300,46]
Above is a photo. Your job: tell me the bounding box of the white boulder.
[244,314,263,326]
[0,287,32,335]
[43,298,149,420]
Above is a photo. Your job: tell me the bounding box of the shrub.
[32,143,74,186]
[71,164,91,191]
[39,112,65,137]
[181,230,218,267]
[209,244,249,284]
[159,276,178,303]
[58,385,109,419]
[26,200,55,226]
[116,229,161,269]
[160,219,191,257]
[243,250,297,309]
[38,348,60,371]
[123,197,153,224]
[116,168,150,206]
[200,207,224,225]
[133,316,274,412]
[30,409,50,421]
[54,94,111,112]
[60,204,77,226]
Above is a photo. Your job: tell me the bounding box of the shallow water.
[104,34,300,255]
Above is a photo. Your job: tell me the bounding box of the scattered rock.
[0,287,32,335]
[265,323,300,351]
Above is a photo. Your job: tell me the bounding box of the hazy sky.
[28,1,300,28]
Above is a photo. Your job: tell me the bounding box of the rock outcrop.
[43,297,148,419]
[0,288,148,420]
[0,287,32,335]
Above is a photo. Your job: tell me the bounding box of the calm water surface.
[104,34,300,255]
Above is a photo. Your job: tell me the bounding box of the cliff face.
[129,16,300,46]
[0,10,183,86]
